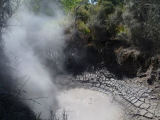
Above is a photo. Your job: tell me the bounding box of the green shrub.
[77,21,90,35]
[121,0,160,53]
[105,7,124,37]
[77,5,90,23]
[29,0,61,16]
[60,0,82,12]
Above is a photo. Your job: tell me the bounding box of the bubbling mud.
[57,88,124,120]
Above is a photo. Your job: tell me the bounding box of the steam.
[2,0,125,120]
[3,0,66,118]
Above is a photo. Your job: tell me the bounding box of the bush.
[29,0,61,16]
[105,7,125,38]
[77,21,90,35]
[121,0,160,53]
[60,0,82,12]
[77,5,90,23]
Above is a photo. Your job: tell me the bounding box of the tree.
[0,0,12,30]
[60,0,82,12]
[98,0,123,5]
[122,0,160,53]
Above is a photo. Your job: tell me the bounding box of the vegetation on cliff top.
[61,0,160,52]
[60,0,160,78]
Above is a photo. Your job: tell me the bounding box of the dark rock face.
[65,36,160,79]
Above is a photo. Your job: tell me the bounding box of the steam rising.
[2,0,125,120]
[3,0,66,118]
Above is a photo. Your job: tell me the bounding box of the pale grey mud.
[56,88,124,120]
[68,68,160,120]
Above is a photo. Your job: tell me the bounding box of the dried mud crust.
[72,68,160,120]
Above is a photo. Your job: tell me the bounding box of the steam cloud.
[2,0,125,120]
[3,0,66,118]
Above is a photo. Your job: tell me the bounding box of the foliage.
[77,21,90,35]
[97,2,115,21]
[35,112,41,120]
[29,0,60,16]
[68,0,160,54]
[60,0,82,12]
[0,0,13,30]
[106,7,124,36]
[121,0,160,53]
[98,0,123,5]
[77,4,91,23]
[74,0,117,43]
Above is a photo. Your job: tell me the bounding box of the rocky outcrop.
[115,48,140,75]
